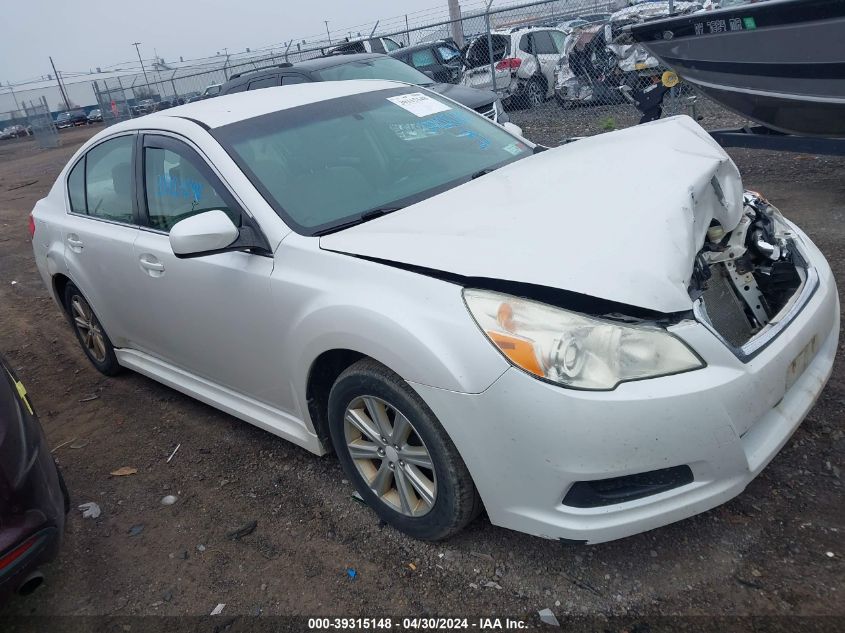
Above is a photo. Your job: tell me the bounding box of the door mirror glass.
[169,210,239,257]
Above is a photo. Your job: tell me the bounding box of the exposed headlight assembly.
[463,289,704,390]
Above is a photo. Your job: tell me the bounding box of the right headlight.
[463,289,704,390]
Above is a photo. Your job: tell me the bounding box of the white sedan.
[30,80,838,542]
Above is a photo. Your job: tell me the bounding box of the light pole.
[132,42,152,96]
[49,56,70,110]
[324,20,332,44]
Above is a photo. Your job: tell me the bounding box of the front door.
[128,133,286,410]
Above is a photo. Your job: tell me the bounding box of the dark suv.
[219,53,508,124]
[389,40,463,84]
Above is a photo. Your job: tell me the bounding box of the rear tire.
[63,283,121,376]
[525,77,545,109]
[328,358,482,541]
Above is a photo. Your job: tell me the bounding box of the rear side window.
[532,31,558,55]
[83,135,135,223]
[248,76,279,91]
[383,38,401,52]
[437,44,460,62]
[281,75,308,85]
[550,30,567,52]
[411,49,437,68]
[67,159,86,214]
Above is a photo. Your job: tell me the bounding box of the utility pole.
[7,83,20,111]
[132,42,152,95]
[448,0,464,48]
[324,20,332,44]
[49,56,70,110]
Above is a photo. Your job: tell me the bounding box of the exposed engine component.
[692,192,805,349]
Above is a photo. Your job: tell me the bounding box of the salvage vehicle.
[30,82,838,543]
[461,27,568,108]
[86,108,103,123]
[389,40,463,84]
[220,54,508,124]
[555,1,700,108]
[0,353,68,600]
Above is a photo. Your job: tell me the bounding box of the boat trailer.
[709,125,845,157]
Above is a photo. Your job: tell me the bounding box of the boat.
[629,0,845,137]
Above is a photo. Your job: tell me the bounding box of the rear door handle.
[138,253,165,277]
[66,234,84,251]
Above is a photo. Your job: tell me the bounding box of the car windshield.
[214,87,531,235]
[312,57,435,86]
[57,113,71,120]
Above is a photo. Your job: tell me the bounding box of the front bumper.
[411,230,838,544]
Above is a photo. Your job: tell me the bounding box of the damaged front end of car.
[691,191,816,359]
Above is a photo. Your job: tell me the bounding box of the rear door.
[408,47,445,82]
[435,43,463,83]
[61,133,143,348]
[532,30,565,96]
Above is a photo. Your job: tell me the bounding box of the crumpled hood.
[320,116,743,314]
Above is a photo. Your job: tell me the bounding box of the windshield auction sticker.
[387,93,451,118]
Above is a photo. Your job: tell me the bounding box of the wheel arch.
[305,348,366,452]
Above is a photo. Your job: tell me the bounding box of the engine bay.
[691,192,808,349]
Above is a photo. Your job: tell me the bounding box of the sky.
[2,0,481,85]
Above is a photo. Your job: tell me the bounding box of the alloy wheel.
[70,295,107,363]
[343,395,437,517]
[528,80,544,107]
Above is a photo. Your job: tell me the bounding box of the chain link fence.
[2,0,749,151]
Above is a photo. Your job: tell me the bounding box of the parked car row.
[216,54,508,124]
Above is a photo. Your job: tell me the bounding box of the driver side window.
[142,139,239,232]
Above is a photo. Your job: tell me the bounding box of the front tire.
[63,283,121,376]
[328,359,481,541]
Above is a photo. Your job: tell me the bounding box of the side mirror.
[422,70,436,80]
[502,121,523,137]
[169,210,242,258]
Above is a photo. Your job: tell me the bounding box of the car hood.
[428,83,497,110]
[320,116,743,314]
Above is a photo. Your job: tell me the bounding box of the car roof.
[490,26,561,36]
[291,52,385,70]
[226,53,387,84]
[115,79,406,130]
[392,41,454,54]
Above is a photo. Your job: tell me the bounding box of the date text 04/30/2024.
[307,617,529,630]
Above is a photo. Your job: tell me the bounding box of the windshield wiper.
[470,167,499,180]
[313,206,404,236]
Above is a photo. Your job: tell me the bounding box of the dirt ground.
[0,116,842,630]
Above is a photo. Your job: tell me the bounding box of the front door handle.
[138,254,165,277]
[66,234,84,251]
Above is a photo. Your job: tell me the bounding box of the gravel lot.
[0,111,842,630]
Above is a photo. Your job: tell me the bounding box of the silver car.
[30,81,838,543]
